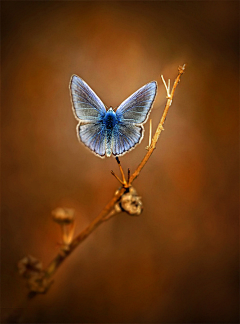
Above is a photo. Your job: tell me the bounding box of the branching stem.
[43,65,185,283]
[129,65,185,182]
[18,64,186,305]
[44,186,126,280]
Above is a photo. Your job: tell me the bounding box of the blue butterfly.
[70,75,157,158]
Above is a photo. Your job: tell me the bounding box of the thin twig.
[149,119,152,148]
[111,170,124,185]
[161,74,170,98]
[129,64,185,183]
[115,157,127,186]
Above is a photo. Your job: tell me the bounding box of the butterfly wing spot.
[106,149,112,157]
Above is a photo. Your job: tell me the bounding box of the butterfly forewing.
[116,81,157,124]
[70,75,106,122]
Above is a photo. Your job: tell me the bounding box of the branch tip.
[111,170,124,185]
[148,119,152,147]
[178,64,186,74]
[161,75,171,98]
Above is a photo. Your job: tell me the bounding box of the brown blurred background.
[1,1,239,323]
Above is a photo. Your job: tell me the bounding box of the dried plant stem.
[42,64,185,284]
[44,186,126,280]
[4,65,185,324]
[14,65,185,310]
[129,64,185,182]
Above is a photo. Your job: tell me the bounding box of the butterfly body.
[102,108,117,156]
[70,75,157,158]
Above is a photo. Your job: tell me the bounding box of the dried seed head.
[115,187,143,216]
[52,208,75,224]
[18,255,52,293]
[114,201,122,213]
[18,255,42,278]
[27,272,52,293]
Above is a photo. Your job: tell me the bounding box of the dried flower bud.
[18,255,42,278]
[115,187,143,216]
[27,272,52,293]
[52,208,75,224]
[18,255,52,293]
[114,201,122,213]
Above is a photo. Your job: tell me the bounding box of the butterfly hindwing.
[78,123,106,157]
[112,123,143,156]
[116,81,157,124]
[70,75,106,122]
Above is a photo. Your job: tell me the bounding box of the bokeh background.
[1,1,239,323]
